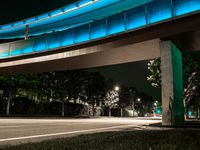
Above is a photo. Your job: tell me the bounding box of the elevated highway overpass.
[0,0,199,60]
[0,0,200,126]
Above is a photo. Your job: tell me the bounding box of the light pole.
[134,98,141,117]
[107,86,120,117]
[114,86,121,117]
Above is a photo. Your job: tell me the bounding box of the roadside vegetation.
[0,70,155,117]
[147,51,200,119]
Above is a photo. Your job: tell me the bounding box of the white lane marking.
[0,126,23,129]
[0,124,135,142]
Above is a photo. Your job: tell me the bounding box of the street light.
[131,97,142,117]
[154,100,158,106]
[114,86,120,91]
[137,98,141,102]
[114,86,122,117]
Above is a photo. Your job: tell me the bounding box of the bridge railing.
[0,0,200,59]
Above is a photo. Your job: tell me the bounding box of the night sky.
[0,0,78,24]
[89,61,161,99]
[0,0,161,99]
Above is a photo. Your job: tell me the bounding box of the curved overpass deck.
[0,0,153,39]
[0,0,199,60]
[1,11,200,75]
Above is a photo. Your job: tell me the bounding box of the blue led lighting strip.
[0,0,200,59]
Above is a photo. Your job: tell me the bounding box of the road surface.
[0,117,161,146]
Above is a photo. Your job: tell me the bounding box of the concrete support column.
[160,41,184,126]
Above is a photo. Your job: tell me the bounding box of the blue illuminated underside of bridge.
[0,0,200,59]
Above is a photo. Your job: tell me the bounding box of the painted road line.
[0,124,135,142]
[0,126,24,129]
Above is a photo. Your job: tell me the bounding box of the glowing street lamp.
[137,98,141,102]
[114,86,120,91]
[154,100,158,106]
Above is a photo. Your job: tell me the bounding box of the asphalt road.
[0,117,161,146]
